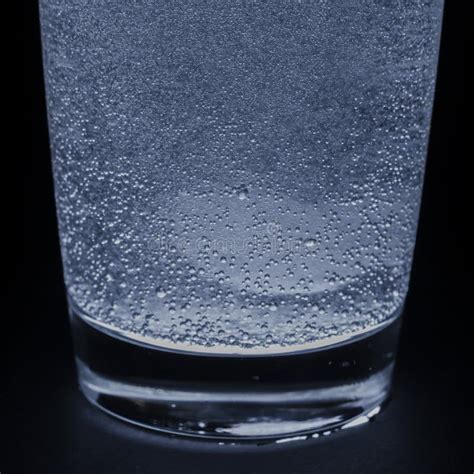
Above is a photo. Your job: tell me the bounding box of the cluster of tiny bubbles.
[41,0,442,351]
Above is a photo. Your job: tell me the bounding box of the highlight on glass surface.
[39,0,444,439]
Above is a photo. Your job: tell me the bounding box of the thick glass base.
[71,309,400,440]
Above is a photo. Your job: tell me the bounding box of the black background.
[9,1,470,473]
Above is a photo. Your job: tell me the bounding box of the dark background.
[9,1,470,473]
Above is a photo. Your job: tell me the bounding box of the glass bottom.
[70,308,401,440]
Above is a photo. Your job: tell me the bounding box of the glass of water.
[40,0,444,439]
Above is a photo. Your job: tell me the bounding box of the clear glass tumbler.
[40,0,444,439]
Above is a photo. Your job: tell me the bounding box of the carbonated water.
[41,0,443,354]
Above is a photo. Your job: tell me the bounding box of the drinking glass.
[39,0,444,439]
